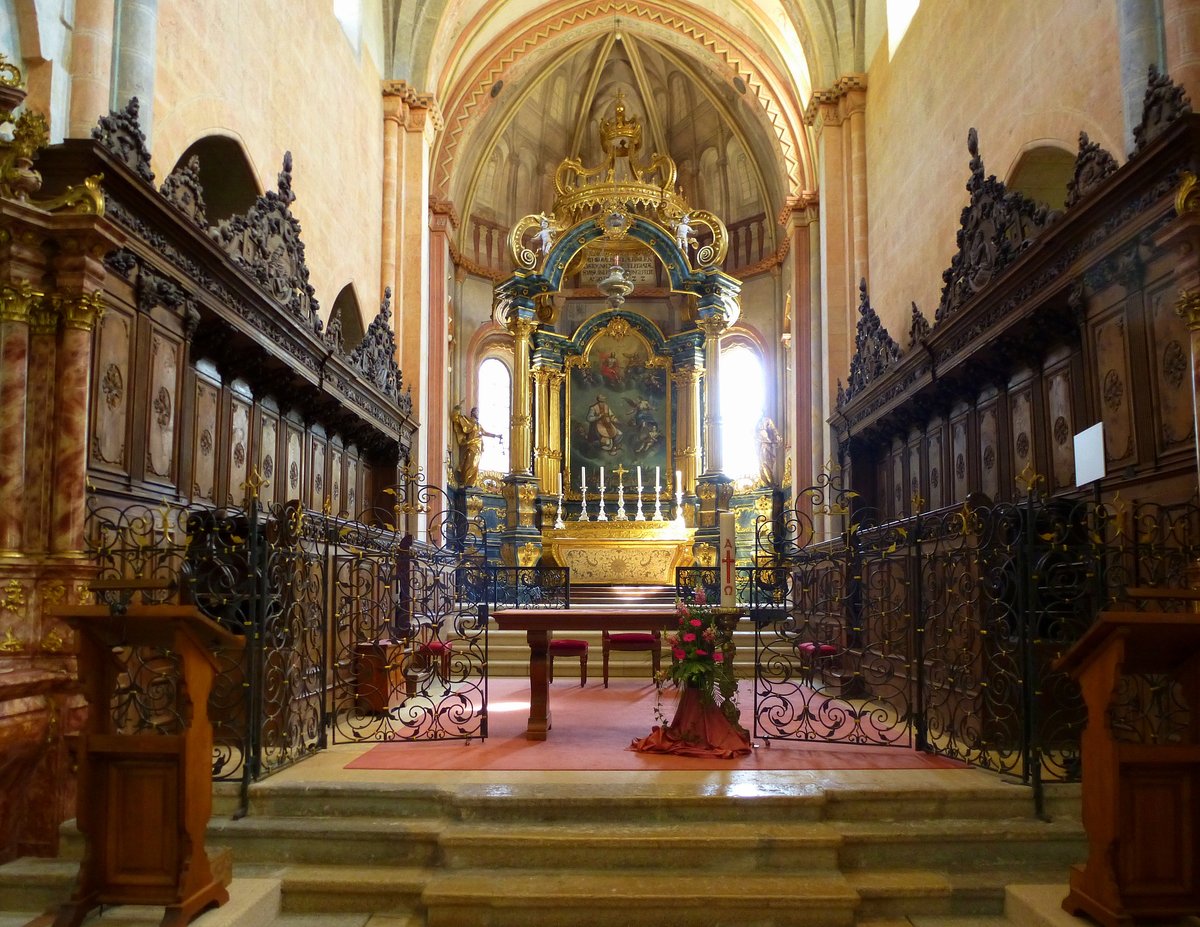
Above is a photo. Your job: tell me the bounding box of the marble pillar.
[427,202,453,500]
[22,305,58,554]
[786,194,820,492]
[0,283,34,553]
[698,314,726,479]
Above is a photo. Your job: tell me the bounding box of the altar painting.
[567,327,670,490]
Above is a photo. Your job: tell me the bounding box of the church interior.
[1,1,1200,925]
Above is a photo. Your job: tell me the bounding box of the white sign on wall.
[579,250,658,286]
[1074,422,1106,487]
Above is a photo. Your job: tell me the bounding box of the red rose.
[689,618,703,627]
[683,632,696,642]
[672,647,686,660]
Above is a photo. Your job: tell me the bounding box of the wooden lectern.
[1055,611,1200,927]
[50,605,242,927]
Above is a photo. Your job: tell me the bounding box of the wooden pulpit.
[1055,611,1200,927]
[50,605,242,927]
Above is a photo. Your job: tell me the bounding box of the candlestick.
[635,484,646,521]
[597,467,608,521]
[578,469,589,521]
[555,481,565,529]
[615,474,628,521]
[674,476,684,524]
[652,484,664,520]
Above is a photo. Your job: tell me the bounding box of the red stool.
[602,630,661,687]
[796,641,837,685]
[549,638,589,686]
[415,639,453,678]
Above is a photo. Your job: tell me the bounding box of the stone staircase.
[488,584,762,681]
[0,772,1116,927]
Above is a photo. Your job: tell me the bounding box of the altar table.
[491,606,679,740]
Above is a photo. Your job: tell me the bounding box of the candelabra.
[554,488,565,529]
[578,475,589,521]
[597,472,608,521]
[615,478,628,520]
[652,483,664,520]
[634,480,646,520]
[674,483,684,524]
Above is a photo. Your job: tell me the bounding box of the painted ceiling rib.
[569,32,617,157]
[621,36,670,159]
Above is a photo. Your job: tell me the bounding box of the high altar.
[480,94,742,576]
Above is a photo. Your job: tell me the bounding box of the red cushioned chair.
[549,638,588,686]
[602,630,661,687]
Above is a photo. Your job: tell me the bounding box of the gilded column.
[671,365,702,494]
[68,0,116,138]
[50,291,104,554]
[507,316,537,476]
[0,281,36,552]
[532,365,553,491]
[698,314,727,478]
[547,369,564,489]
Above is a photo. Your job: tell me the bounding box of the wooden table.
[491,606,679,740]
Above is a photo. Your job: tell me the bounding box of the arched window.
[170,136,260,223]
[331,283,365,350]
[718,344,765,481]
[477,357,511,475]
[1007,145,1075,211]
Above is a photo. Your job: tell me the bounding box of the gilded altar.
[539,520,695,585]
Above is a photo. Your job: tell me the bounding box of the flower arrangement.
[655,587,738,712]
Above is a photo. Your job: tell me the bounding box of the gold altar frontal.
[540,520,695,585]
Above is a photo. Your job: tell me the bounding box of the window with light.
[477,357,511,475]
[718,344,764,481]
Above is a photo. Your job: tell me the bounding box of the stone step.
[1003,883,1200,927]
[438,820,843,871]
[420,869,860,927]
[274,865,430,917]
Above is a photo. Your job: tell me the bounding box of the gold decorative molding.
[540,520,694,584]
[602,316,631,339]
[28,301,58,335]
[694,542,716,566]
[0,52,22,89]
[0,626,21,652]
[1,578,25,613]
[696,315,727,338]
[36,173,106,216]
[53,290,106,331]
[39,626,65,653]
[1176,171,1200,217]
[0,281,42,324]
[1176,288,1200,330]
[517,542,540,567]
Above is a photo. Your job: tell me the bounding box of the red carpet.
[346,677,966,772]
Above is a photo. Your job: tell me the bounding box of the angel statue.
[757,414,782,489]
[451,404,499,488]
[675,213,696,254]
[533,215,556,257]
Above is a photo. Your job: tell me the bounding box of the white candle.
[600,466,604,487]
[675,470,682,491]
[636,465,642,487]
[581,466,586,490]
[558,471,563,496]
[655,465,660,488]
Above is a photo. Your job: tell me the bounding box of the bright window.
[477,357,511,475]
[334,0,361,49]
[719,344,764,481]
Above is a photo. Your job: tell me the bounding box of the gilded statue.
[757,414,781,488]
[451,404,498,488]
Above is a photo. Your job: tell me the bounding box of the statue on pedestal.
[451,404,498,488]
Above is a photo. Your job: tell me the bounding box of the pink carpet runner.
[346,677,966,772]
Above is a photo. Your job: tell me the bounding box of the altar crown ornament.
[508,92,727,272]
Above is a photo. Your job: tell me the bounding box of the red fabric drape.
[630,686,751,759]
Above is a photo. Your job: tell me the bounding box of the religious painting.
[566,318,671,493]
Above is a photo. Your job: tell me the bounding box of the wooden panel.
[1118,767,1196,895]
[1091,307,1136,468]
[91,307,133,472]
[889,439,904,519]
[1044,364,1076,492]
[191,378,219,503]
[228,398,251,506]
[906,434,923,512]
[102,757,179,886]
[1146,279,1195,456]
[346,450,360,516]
[144,329,181,486]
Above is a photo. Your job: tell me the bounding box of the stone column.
[1163,0,1200,110]
[68,0,116,138]
[1119,0,1167,152]
[427,200,454,495]
[111,0,158,146]
[0,282,35,552]
[380,89,403,310]
[784,194,820,492]
[806,76,866,466]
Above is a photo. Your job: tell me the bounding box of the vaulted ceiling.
[383,1,864,250]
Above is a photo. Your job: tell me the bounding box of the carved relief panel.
[924,420,946,511]
[145,330,180,484]
[1090,306,1136,468]
[1044,362,1076,492]
[907,433,923,512]
[889,437,905,519]
[258,411,279,504]
[91,307,133,472]
[977,393,1002,501]
[950,404,972,504]
[284,424,304,502]
[1008,381,1035,491]
[330,445,344,515]
[1146,280,1194,455]
[191,376,219,502]
[345,450,359,515]
[228,397,251,506]
[310,434,327,510]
